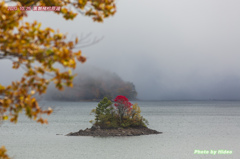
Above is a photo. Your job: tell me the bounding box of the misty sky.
[1,0,240,100]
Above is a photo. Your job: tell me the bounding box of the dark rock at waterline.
[90,125,101,131]
[66,127,162,137]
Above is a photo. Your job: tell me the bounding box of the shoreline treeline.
[44,67,137,101]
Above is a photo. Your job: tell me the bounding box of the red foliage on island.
[114,95,133,121]
[114,95,133,109]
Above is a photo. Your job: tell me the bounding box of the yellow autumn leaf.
[75,37,78,44]
[3,115,8,120]
[0,84,5,90]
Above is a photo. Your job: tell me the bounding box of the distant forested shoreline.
[44,66,137,101]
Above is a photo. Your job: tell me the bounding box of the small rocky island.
[66,96,162,137]
[66,126,161,137]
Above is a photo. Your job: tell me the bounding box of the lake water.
[1,101,240,159]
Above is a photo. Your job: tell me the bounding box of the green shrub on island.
[90,96,148,129]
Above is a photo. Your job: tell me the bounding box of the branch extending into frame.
[73,33,104,49]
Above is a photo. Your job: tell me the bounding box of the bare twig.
[72,33,103,49]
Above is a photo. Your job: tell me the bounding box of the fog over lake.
[1,0,240,100]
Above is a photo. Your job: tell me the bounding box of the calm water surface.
[1,101,240,159]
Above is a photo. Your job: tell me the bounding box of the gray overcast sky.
[1,0,240,100]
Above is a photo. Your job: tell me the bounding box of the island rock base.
[66,127,162,137]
